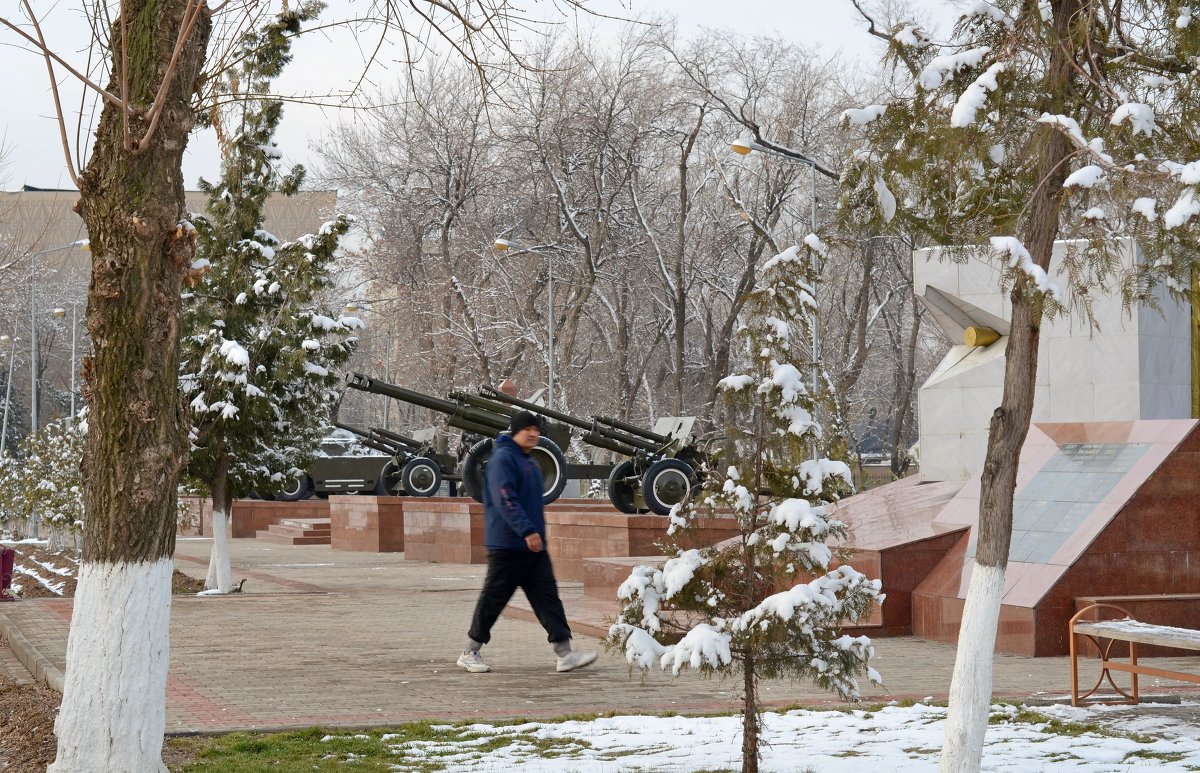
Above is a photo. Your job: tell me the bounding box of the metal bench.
[1069,603,1200,706]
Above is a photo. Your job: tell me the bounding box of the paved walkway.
[3,537,1200,734]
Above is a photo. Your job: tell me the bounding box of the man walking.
[458,410,597,673]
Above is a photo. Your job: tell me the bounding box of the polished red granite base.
[202,499,330,538]
[913,420,1200,656]
[330,495,405,552]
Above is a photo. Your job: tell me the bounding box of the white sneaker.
[457,650,490,673]
[555,650,598,672]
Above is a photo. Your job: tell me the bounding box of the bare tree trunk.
[50,4,211,771]
[742,651,760,773]
[890,291,921,477]
[940,3,1076,768]
[205,451,234,593]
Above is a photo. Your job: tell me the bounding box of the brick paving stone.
[1,535,1198,733]
[0,639,35,685]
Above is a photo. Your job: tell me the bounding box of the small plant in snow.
[607,243,884,773]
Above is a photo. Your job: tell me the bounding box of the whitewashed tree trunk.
[48,559,173,773]
[205,508,232,592]
[938,563,1004,772]
[47,526,67,553]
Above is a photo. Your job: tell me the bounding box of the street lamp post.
[27,239,88,433]
[493,238,556,410]
[52,306,79,422]
[0,335,16,457]
[731,139,837,423]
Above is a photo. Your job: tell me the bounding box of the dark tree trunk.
[77,2,212,565]
[741,652,760,773]
[51,3,213,770]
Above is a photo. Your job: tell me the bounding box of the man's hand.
[525,533,544,552]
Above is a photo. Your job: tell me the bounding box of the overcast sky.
[0,1,962,191]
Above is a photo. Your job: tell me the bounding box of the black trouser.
[468,549,571,645]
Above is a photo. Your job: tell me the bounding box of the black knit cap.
[508,410,544,435]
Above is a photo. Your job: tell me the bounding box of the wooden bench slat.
[1073,620,1200,651]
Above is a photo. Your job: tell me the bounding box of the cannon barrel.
[348,373,510,434]
[449,391,517,420]
[580,431,640,457]
[480,383,661,453]
[479,385,593,432]
[334,421,411,455]
[369,426,426,451]
[347,372,461,415]
[595,415,668,445]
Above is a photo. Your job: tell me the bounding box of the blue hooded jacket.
[483,434,546,550]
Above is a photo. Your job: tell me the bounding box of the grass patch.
[1126,750,1186,763]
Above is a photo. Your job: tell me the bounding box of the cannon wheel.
[462,436,568,505]
[607,460,648,514]
[374,460,403,496]
[278,473,311,501]
[641,458,698,515]
[401,457,442,497]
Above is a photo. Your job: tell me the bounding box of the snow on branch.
[950,63,1006,128]
[918,47,991,90]
[1110,103,1158,137]
[841,105,887,127]
[990,237,1062,302]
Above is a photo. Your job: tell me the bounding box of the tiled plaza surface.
[2,537,1200,734]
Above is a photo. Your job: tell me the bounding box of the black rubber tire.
[607,459,648,514]
[530,436,568,505]
[374,460,402,496]
[401,457,442,497]
[461,438,493,503]
[461,436,568,505]
[641,458,698,515]
[278,474,310,501]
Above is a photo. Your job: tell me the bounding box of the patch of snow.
[1132,198,1158,222]
[1062,165,1107,189]
[1111,103,1158,136]
[1082,207,1106,220]
[991,236,1062,302]
[874,176,897,222]
[950,62,1006,128]
[893,24,931,48]
[1165,189,1200,230]
[918,47,991,90]
[965,1,1013,27]
[841,105,886,127]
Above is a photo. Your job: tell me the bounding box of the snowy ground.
[321,702,1200,772]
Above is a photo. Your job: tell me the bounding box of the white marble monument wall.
[914,238,1191,482]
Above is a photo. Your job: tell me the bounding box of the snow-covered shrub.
[607,244,884,773]
[0,419,87,550]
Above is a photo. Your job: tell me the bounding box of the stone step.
[267,524,331,538]
[279,517,331,529]
[255,527,331,545]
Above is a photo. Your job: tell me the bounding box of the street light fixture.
[494,238,556,410]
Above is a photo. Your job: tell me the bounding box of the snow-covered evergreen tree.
[181,5,360,592]
[607,242,883,773]
[0,418,84,547]
[845,3,1200,769]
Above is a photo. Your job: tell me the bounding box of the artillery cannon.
[330,422,458,498]
[477,386,706,516]
[345,373,572,504]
